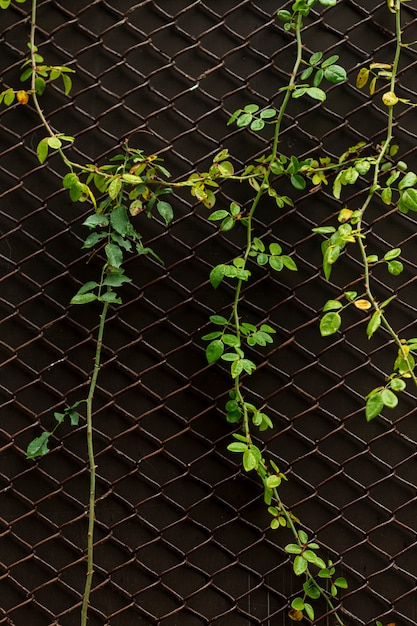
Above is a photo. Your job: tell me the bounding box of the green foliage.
[4,0,416,624]
[0,0,26,8]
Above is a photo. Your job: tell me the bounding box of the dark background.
[1,1,417,624]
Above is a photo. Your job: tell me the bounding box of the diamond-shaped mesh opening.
[2,1,417,625]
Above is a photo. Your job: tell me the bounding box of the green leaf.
[344,291,357,301]
[277,9,292,22]
[334,577,348,589]
[243,448,258,471]
[209,210,229,221]
[108,177,122,200]
[99,291,122,304]
[250,118,265,132]
[301,67,314,81]
[231,359,244,378]
[105,243,123,268]
[384,247,401,261]
[63,172,80,189]
[68,409,79,426]
[366,311,381,339]
[257,253,269,266]
[304,581,321,599]
[303,550,326,569]
[54,411,65,424]
[291,597,305,611]
[222,334,240,347]
[269,256,283,271]
[236,112,252,127]
[387,260,403,275]
[290,174,306,190]
[260,108,276,119]
[61,73,72,95]
[83,213,109,228]
[26,431,51,459]
[157,200,174,225]
[206,339,224,363]
[82,232,107,249]
[269,242,282,255]
[320,312,341,337]
[70,293,98,305]
[210,264,226,289]
[35,76,46,95]
[399,188,417,212]
[309,51,323,65]
[324,64,346,84]
[390,378,406,392]
[305,87,326,102]
[312,226,335,235]
[293,555,308,576]
[365,391,384,421]
[102,272,132,287]
[281,255,297,271]
[76,281,99,295]
[304,603,315,621]
[323,299,343,312]
[381,388,398,408]
[265,475,281,489]
[47,136,62,150]
[313,68,324,87]
[285,543,303,555]
[210,314,228,325]
[110,206,130,236]
[398,171,417,189]
[202,331,222,341]
[36,138,49,164]
[227,442,247,453]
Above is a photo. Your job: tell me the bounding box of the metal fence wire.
[1,1,417,624]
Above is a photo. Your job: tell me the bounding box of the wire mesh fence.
[1,1,417,624]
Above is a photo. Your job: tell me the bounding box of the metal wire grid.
[1,1,417,624]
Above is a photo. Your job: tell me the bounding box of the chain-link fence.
[1,1,417,624]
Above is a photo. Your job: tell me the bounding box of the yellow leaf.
[338,208,353,222]
[356,68,369,89]
[354,299,372,310]
[382,91,398,107]
[16,90,29,105]
[289,609,303,622]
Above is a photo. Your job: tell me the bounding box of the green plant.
[200,1,350,622]
[2,0,416,624]
[314,0,417,421]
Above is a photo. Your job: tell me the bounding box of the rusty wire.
[1,1,417,624]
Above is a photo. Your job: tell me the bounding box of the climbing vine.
[1,0,416,624]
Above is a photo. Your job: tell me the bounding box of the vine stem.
[228,11,344,624]
[27,1,108,621]
[356,0,417,387]
[233,11,304,433]
[81,298,109,626]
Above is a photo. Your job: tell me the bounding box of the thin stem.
[232,10,304,392]
[81,298,110,626]
[356,0,417,385]
[229,12,345,623]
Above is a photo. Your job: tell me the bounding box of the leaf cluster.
[0,0,26,9]
[285,530,347,622]
[21,46,75,96]
[277,0,336,32]
[27,401,83,459]
[185,149,234,208]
